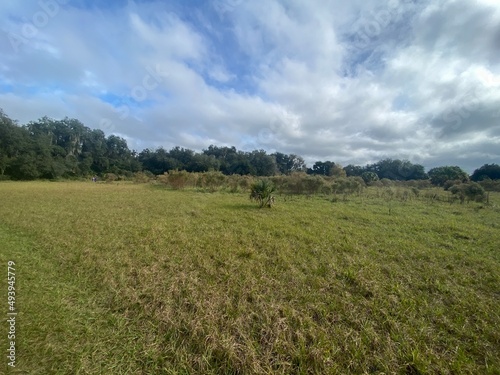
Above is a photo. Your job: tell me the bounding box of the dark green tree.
[428,166,469,186]
[471,164,500,181]
[367,159,427,181]
[203,145,238,174]
[0,110,29,177]
[272,152,306,174]
[168,147,194,170]
[248,150,278,176]
[307,161,344,177]
[189,154,220,173]
[344,164,365,177]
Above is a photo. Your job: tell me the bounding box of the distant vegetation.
[1,109,500,193]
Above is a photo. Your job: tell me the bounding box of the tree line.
[1,109,499,184]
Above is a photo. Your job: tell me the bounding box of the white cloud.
[0,0,498,172]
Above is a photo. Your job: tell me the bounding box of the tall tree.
[273,152,306,174]
[307,161,344,177]
[344,164,365,177]
[0,110,29,176]
[428,166,469,186]
[203,145,238,174]
[471,164,500,181]
[366,159,427,180]
[248,150,278,176]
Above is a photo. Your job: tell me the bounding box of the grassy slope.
[0,181,499,374]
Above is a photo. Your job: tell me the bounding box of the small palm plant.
[250,179,276,208]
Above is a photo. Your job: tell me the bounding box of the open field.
[1,181,499,374]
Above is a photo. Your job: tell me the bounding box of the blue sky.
[1,0,499,172]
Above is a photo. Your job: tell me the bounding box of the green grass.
[1,181,499,374]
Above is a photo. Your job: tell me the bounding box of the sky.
[1,0,499,172]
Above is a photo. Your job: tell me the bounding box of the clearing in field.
[0,181,499,374]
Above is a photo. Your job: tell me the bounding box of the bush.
[450,182,486,203]
[237,175,254,192]
[163,170,194,190]
[479,178,500,192]
[250,179,276,208]
[303,175,326,195]
[199,171,226,192]
[379,178,394,187]
[133,171,153,183]
[332,177,365,195]
[285,172,307,195]
[443,179,462,191]
[224,174,255,193]
[104,173,118,183]
[226,175,240,193]
[269,176,288,194]
[361,171,379,185]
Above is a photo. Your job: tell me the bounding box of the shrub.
[479,178,500,192]
[285,172,307,195]
[104,173,118,183]
[133,171,153,184]
[303,175,326,195]
[157,173,168,185]
[200,171,226,192]
[250,179,276,208]
[443,179,462,191]
[332,177,365,195]
[361,171,379,185]
[379,178,394,187]
[269,176,288,194]
[226,175,240,193]
[225,174,255,193]
[165,170,193,190]
[450,182,486,203]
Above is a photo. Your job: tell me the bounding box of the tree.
[0,110,30,177]
[168,146,194,171]
[272,152,306,174]
[344,164,365,177]
[367,159,427,181]
[203,145,238,174]
[81,129,108,174]
[428,166,469,186]
[227,152,254,175]
[307,161,345,177]
[139,147,180,175]
[248,150,278,176]
[105,135,135,174]
[471,164,500,181]
[188,154,218,172]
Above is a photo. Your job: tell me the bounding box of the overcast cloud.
[1,0,499,172]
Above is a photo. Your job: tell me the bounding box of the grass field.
[1,181,499,374]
